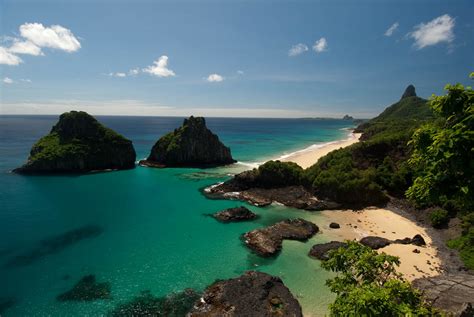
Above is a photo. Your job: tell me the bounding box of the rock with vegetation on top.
[243,218,319,257]
[309,241,347,260]
[212,206,257,222]
[188,271,303,317]
[56,275,111,301]
[14,111,136,174]
[140,116,236,168]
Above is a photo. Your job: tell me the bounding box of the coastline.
[280,128,443,281]
[281,131,362,168]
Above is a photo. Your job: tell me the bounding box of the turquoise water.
[0,116,353,316]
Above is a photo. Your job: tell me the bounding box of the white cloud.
[409,14,455,49]
[3,77,14,84]
[384,22,399,37]
[129,68,140,76]
[0,46,23,65]
[312,37,328,53]
[19,23,81,52]
[237,70,244,75]
[142,56,176,77]
[108,72,127,77]
[288,43,308,56]
[20,78,32,83]
[207,73,224,82]
[8,40,43,56]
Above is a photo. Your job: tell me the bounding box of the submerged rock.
[308,241,347,260]
[140,116,235,168]
[0,298,15,315]
[413,274,474,316]
[359,236,391,250]
[243,218,319,257]
[212,206,257,222]
[188,271,303,317]
[14,111,136,174]
[5,225,103,268]
[110,289,199,317]
[57,275,111,301]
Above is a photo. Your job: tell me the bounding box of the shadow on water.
[0,298,15,315]
[4,225,104,268]
[56,274,111,302]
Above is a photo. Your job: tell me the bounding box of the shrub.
[430,209,450,228]
[256,160,305,188]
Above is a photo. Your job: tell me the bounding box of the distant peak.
[401,85,417,99]
[183,116,206,127]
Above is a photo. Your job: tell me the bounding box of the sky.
[0,0,473,118]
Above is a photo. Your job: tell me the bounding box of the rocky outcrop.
[342,115,354,120]
[243,219,319,257]
[14,111,136,174]
[188,271,303,317]
[401,84,417,99]
[413,274,474,316]
[57,275,111,301]
[140,116,235,168]
[212,206,257,222]
[308,241,347,260]
[360,234,427,250]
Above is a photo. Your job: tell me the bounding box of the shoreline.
[278,129,443,281]
[281,131,361,168]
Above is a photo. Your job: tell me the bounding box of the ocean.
[0,115,354,316]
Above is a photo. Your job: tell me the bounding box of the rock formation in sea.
[413,274,474,316]
[140,116,236,168]
[56,275,111,301]
[188,271,303,317]
[14,111,136,174]
[110,289,200,316]
[212,206,257,222]
[308,241,347,260]
[342,114,354,120]
[243,218,319,257]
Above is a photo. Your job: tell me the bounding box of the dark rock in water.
[57,275,111,301]
[212,206,257,222]
[14,111,136,174]
[110,289,199,317]
[308,241,347,260]
[140,116,236,168]
[413,274,474,316]
[401,84,417,99]
[329,222,340,229]
[0,298,15,314]
[188,271,303,317]
[359,236,391,249]
[342,115,354,120]
[243,218,319,257]
[5,225,103,268]
[411,234,426,246]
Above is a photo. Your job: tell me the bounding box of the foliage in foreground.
[321,241,439,316]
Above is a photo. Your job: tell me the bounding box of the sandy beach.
[282,131,442,281]
[282,132,362,169]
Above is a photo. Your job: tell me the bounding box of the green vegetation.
[256,160,305,188]
[430,209,450,228]
[321,241,439,316]
[447,213,474,269]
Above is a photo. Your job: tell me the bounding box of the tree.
[321,241,438,316]
[406,74,474,211]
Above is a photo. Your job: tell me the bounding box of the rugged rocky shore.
[140,116,236,168]
[14,111,136,174]
[188,271,303,317]
[243,218,319,257]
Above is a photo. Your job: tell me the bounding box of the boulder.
[359,236,391,250]
[188,271,302,317]
[243,219,319,257]
[413,274,474,316]
[308,241,347,260]
[14,111,136,174]
[411,234,426,246]
[57,275,111,301]
[212,207,257,222]
[140,116,235,168]
[329,222,340,229]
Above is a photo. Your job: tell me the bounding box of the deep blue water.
[0,115,353,316]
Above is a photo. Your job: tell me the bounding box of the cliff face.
[14,111,136,174]
[142,116,235,167]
